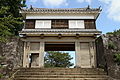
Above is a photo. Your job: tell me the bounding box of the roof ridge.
[20,7,102,13]
[32,8,87,9]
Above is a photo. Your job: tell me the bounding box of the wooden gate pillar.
[39,41,45,67]
[23,42,30,67]
[75,41,81,67]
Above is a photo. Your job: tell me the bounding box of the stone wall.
[0,37,24,80]
[96,34,120,79]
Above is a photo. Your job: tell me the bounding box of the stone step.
[13,68,109,80]
[14,75,108,78]
[16,71,106,75]
[19,68,104,71]
[19,70,104,72]
[17,68,106,75]
[20,68,104,73]
[14,77,108,80]
[18,70,106,73]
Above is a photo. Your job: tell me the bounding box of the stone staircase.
[13,68,109,80]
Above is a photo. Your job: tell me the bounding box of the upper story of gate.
[19,6,102,37]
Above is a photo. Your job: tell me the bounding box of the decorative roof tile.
[20,7,101,13]
[19,29,101,35]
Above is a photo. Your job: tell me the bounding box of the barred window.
[51,20,68,29]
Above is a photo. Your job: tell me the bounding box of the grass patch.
[114,52,120,65]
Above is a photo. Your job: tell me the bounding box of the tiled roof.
[20,7,101,13]
[19,29,101,35]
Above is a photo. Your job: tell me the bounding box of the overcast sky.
[26,0,120,33]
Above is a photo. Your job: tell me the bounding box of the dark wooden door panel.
[25,20,35,29]
[84,20,96,29]
[51,20,69,29]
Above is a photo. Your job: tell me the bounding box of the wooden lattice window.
[84,20,96,29]
[25,20,35,29]
[51,20,68,29]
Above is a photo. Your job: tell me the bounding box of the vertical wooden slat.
[51,20,68,29]
[84,20,96,29]
[25,19,35,29]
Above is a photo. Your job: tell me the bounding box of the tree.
[0,0,26,17]
[0,7,22,42]
[107,29,120,35]
[114,52,120,65]
[0,0,26,42]
[44,51,74,68]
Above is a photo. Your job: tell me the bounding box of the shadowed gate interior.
[29,53,39,67]
[45,42,75,51]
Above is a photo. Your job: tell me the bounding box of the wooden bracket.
[76,34,80,39]
[58,34,62,39]
[22,34,27,39]
[93,34,97,38]
[40,34,44,39]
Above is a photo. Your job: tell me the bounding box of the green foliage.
[114,52,120,65]
[44,51,74,68]
[108,41,116,49]
[0,0,26,17]
[0,7,23,42]
[0,0,26,42]
[0,56,4,61]
[106,29,120,35]
[106,32,113,35]
[113,29,120,35]
[0,74,3,78]
[98,64,105,69]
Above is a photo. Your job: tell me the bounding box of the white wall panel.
[35,20,44,28]
[44,21,51,28]
[69,20,84,28]
[35,20,51,28]
[26,14,94,19]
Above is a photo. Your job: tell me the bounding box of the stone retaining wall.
[96,35,120,79]
[0,37,23,80]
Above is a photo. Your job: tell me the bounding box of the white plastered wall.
[26,13,95,19]
[69,20,84,28]
[35,20,51,28]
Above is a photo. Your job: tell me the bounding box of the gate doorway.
[44,42,75,68]
[29,53,39,68]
